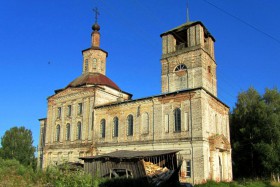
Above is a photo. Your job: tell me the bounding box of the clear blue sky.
[0,0,279,150]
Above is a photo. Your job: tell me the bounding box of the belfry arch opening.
[174,29,188,51]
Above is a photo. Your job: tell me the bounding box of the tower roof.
[160,21,215,42]
[67,72,120,90]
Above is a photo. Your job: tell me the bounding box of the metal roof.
[80,150,180,160]
[160,21,215,42]
[67,72,120,90]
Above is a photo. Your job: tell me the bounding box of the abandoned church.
[38,10,232,184]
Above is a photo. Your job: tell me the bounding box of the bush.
[194,180,280,187]
[44,164,93,187]
[2,158,280,187]
[0,158,40,187]
[99,177,153,187]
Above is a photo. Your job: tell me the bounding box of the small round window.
[175,64,187,72]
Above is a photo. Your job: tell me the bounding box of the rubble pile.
[143,161,174,186]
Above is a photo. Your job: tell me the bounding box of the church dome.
[67,72,120,90]
[92,23,100,31]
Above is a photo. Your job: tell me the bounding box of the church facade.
[38,17,232,184]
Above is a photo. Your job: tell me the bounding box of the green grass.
[1,158,280,187]
[195,180,280,187]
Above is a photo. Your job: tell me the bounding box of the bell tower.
[160,21,217,96]
[82,8,108,75]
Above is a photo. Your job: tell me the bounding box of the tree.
[231,87,280,179]
[0,126,36,167]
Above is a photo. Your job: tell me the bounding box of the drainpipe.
[166,36,170,93]
[92,90,96,131]
[91,89,96,153]
[189,92,195,184]
[167,59,170,93]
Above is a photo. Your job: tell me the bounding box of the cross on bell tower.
[81,7,108,75]
[93,7,100,24]
[91,7,101,47]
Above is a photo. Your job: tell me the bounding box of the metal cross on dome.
[93,7,100,23]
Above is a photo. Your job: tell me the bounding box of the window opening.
[127,115,133,136]
[113,117,118,137]
[174,108,181,132]
[174,29,188,50]
[67,105,72,117]
[66,123,70,141]
[93,58,97,69]
[78,103,83,115]
[175,64,187,72]
[101,119,106,138]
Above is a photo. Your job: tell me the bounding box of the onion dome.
[92,23,100,31]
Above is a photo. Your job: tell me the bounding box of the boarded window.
[184,112,189,131]
[165,114,169,133]
[77,122,82,140]
[57,107,61,118]
[141,113,149,134]
[56,125,60,142]
[66,123,71,141]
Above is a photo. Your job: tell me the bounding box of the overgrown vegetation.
[196,180,280,187]
[2,157,280,187]
[0,158,40,187]
[231,87,280,180]
[0,158,158,187]
[0,126,36,169]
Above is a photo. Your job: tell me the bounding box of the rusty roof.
[67,72,120,90]
[160,21,215,42]
[80,150,180,160]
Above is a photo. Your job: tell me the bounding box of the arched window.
[67,105,72,117]
[141,113,149,134]
[77,122,82,140]
[127,115,133,136]
[93,58,97,69]
[100,119,106,138]
[56,124,60,142]
[174,108,181,132]
[174,64,187,72]
[78,103,83,115]
[113,117,118,137]
[66,123,71,141]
